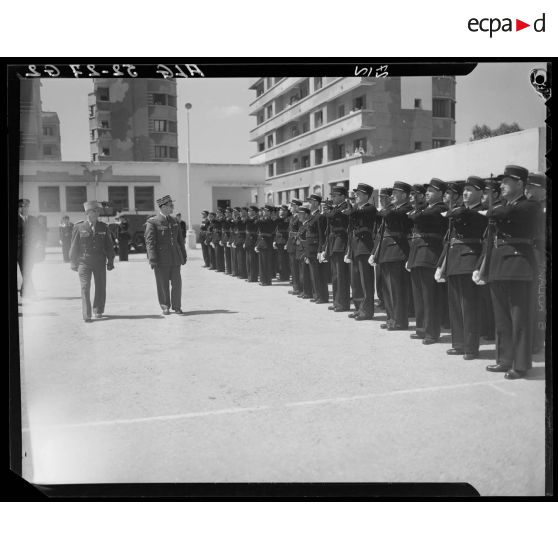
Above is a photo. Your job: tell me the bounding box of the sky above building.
[39,63,546,164]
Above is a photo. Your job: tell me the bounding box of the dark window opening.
[38,186,60,212]
[134,186,154,211]
[108,186,129,212]
[98,87,109,101]
[66,186,87,212]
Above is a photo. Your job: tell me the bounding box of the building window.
[266,192,273,203]
[414,98,422,109]
[108,186,129,212]
[43,126,54,136]
[292,158,299,171]
[267,164,274,177]
[168,146,178,158]
[257,112,264,125]
[314,77,323,90]
[414,141,422,151]
[338,105,345,119]
[353,138,367,154]
[167,95,176,107]
[102,147,110,156]
[88,105,95,118]
[90,129,96,141]
[302,187,310,200]
[314,110,323,128]
[134,186,154,211]
[100,120,110,129]
[152,93,166,105]
[98,87,109,101]
[153,120,167,132]
[168,120,177,133]
[451,101,455,119]
[301,155,310,168]
[353,96,366,110]
[315,148,323,165]
[256,86,264,97]
[92,153,97,161]
[66,186,87,212]
[43,145,53,156]
[336,144,345,159]
[258,142,265,152]
[302,120,309,133]
[290,126,299,138]
[433,98,451,118]
[433,139,451,148]
[38,186,60,212]
[267,135,274,149]
[266,105,273,119]
[154,145,168,158]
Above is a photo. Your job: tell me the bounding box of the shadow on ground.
[101,314,165,320]
[38,296,81,301]
[18,312,59,317]
[179,310,238,317]
[525,366,545,381]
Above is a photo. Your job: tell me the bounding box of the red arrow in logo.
[516,19,530,31]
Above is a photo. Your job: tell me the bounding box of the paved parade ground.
[18,247,547,495]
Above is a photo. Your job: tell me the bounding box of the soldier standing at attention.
[116,216,131,262]
[235,207,248,279]
[59,215,74,263]
[205,212,217,270]
[69,201,115,322]
[199,210,211,268]
[222,207,233,275]
[296,205,314,299]
[255,205,276,286]
[343,183,377,320]
[373,182,412,331]
[475,165,542,379]
[407,179,448,344]
[438,176,487,359]
[229,207,241,277]
[373,187,393,313]
[145,195,187,315]
[213,208,226,272]
[274,205,291,281]
[244,206,260,282]
[176,213,187,239]
[303,194,329,304]
[286,199,303,295]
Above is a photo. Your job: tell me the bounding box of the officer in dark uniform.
[476,165,543,379]
[205,212,217,270]
[296,205,314,299]
[222,207,233,275]
[255,205,275,286]
[69,201,115,322]
[144,195,187,315]
[229,207,240,277]
[525,173,546,353]
[343,183,377,320]
[116,216,131,262]
[324,184,351,311]
[59,215,74,263]
[373,181,413,330]
[274,205,291,281]
[213,208,226,272]
[373,187,392,312]
[235,207,248,279]
[303,194,329,303]
[438,176,487,359]
[407,178,448,343]
[199,210,211,268]
[286,199,303,294]
[244,205,260,282]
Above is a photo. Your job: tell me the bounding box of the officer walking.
[59,215,74,263]
[145,195,187,315]
[474,165,542,379]
[69,201,115,322]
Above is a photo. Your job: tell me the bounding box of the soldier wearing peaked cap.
[222,207,233,275]
[212,208,226,272]
[286,199,303,294]
[255,205,276,285]
[407,179,448,343]
[474,165,543,379]
[295,205,314,298]
[304,194,329,303]
[274,205,291,281]
[244,205,260,282]
[234,207,248,279]
[199,210,211,268]
[69,201,116,321]
[343,183,377,319]
[228,207,240,277]
[372,187,392,313]
[205,212,217,270]
[145,195,187,315]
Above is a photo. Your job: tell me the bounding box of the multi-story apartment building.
[88,78,179,162]
[249,76,456,204]
[19,79,43,160]
[40,111,62,160]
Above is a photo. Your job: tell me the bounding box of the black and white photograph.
[11,60,550,497]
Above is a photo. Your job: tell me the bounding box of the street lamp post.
[185,102,196,249]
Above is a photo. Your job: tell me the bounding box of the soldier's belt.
[450,238,482,245]
[410,233,443,239]
[494,237,533,246]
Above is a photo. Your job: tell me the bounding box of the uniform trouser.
[532,264,546,350]
[376,263,385,305]
[78,259,107,319]
[62,240,71,262]
[207,243,216,269]
[258,249,272,284]
[224,245,232,274]
[154,264,182,311]
[288,251,301,292]
[448,274,481,354]
[276,245,290,280]
[236,245,247,278]
[350,255,375,316]
[410,266,442,340]
[330,253,350,309]
[270,250,278,278]
[298,258,313,296]
[382,260,409,328]
[215,244,225,271]
[230,246,237,276]
[308,257,329,301]
[479,285,495,338]
[490,280,533,371]
[18,252,35,296]
[440,282,450,329]
[246,248,259,282]
[201,240,211,266]
[118,238,129,261]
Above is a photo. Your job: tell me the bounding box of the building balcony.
[432,117,455,139]
[249,78,304,112]
[249,77,376,141]
[250,110,376,165]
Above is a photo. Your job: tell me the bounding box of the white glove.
[273,242,278,249]
[219,241,224,246]
[227,242,231,248]
[472,270,486,285]
[434,267,446,283]
[368,254,375,266]
[255,247,259,253]
[344,255,352,264]
[405,261,411,272]
[304,257,310,264]
[210,242,216,248]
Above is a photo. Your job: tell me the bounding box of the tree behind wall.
[470,122,523,141]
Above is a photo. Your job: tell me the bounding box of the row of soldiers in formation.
[199,164,546,380]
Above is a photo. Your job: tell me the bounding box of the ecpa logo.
[468,13,546,37]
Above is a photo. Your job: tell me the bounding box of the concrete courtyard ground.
[18,247,547,495]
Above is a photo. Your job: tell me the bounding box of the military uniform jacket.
[274,217,289,246]
[286,215,300,254]
[347,203,377,257]
[211,219,223,244]
[444,204,487,276]
[256,218,275,250]
[407,202,448,269]
[303,210,326,258]
[533,203,546,268]
[244,217,259,249]
[70,220,115,267]
[222,219,232,244]
[145,214,187,267]
[199,218,209,242]
[117,222,130,240]
[296,219,309,260]
[59,222,74,243]
[325,205,349,255]
[486,195,542,282]
[378,202,413,264]
[234,218,246,248]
